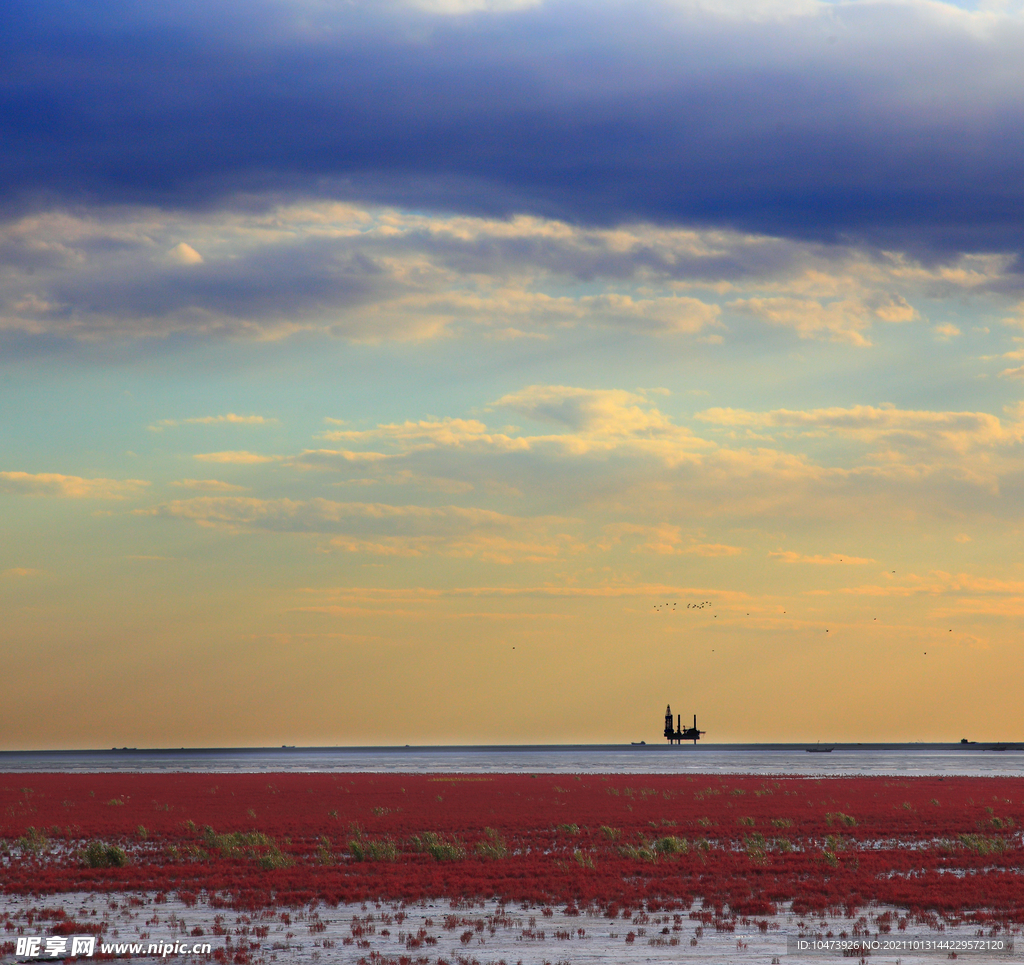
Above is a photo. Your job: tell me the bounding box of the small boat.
[806,744,834,753]
[630,741,647,746]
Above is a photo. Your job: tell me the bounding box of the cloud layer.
[3,203,1021,345]
[3,0,1024,256]
[0,471,148,498]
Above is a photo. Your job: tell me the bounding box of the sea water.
[0,742,1020,775]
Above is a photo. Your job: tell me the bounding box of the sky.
[2,0,1024,748]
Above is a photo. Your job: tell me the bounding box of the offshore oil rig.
[664,704,704,744]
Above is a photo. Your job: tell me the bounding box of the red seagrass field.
[3,772,1024,923]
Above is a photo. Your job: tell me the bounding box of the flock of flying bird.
[653,576,939,656]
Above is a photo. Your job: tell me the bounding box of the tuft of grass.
[136,825,148,840]
[573,848,595,869]
[257,847,292,870]
[737,816,756,827]
[600,826,621,841]
[825,812,857,827]
[475,828,508,859]
[618,840,658,862]
[770,818,793,829]
[557,823,580,835]
[652,835,688,855]
[82,841,128,868]
[744,832,767,863]
[959,833,1005,855]
[411,831,465,861]
[824,834,847,853]
[316,836,333,865]
[203,826,272,853]
[348,835,398,861]
[16,827,48,855]
[200,826,291,869]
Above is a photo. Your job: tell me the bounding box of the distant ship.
[806,744,834,753]
[664,705,704,744]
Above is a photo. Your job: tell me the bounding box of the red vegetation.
[2,773,1023,921]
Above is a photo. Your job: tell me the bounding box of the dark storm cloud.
[3,0,1024,255]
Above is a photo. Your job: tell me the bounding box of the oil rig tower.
[664,705,704,744]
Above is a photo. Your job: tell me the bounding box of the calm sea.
[0,743,1020,776]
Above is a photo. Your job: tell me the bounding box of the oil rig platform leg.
[664,704,705,744]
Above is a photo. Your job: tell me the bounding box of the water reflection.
[0,743,1020,776]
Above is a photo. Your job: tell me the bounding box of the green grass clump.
[82,841,128,868]
[652,835,688,855]
[824,834,847,852]
[257,847,292,870]
[16,827,48,855]
[202,826,272,854]
[556,823,580,835]
[573,848,595,869]
[348,837,399,862]
[959,833,1005,855]
[475,828,508,859]
[744,833,767,862]
[825,812,857,827]
[411,831,465,861]
[200,826,291,869]
[600,826,621,841]
[618,840,658,862]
